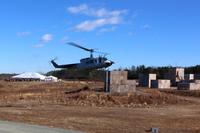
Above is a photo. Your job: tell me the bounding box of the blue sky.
[0,0,200,73]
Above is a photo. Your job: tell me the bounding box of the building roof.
[12,72,46,80]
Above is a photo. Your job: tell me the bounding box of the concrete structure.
[185,74,194,81]
[151,80,171,89]
[105,71,136,93]
[178,82,200,90]
[194,74,200,80]
[165,67,185,86]
[139,74,157,88]
[195,80,200,84]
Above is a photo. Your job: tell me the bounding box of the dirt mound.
[161,89,200,98]
[0,81,190,108]
[0,84,4,89]
[62,89,189,107]
[132,89,186,105]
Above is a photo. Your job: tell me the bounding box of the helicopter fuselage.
[51,57,114,70]
[51,42,114,70]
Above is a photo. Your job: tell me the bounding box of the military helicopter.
[51,42,114,70]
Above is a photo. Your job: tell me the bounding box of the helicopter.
[51,42,114,70]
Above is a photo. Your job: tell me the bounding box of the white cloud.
[141,24,150,30]
[99,27,116,33]
[17,31,31,37]
[67,4,127,32]
[94,8,108,17]
[68,4,127,18]
[67,4,127,17]
[67,4,88,14]
[75,17,121,32]
[33,34,53,48]
[40,34,53,43]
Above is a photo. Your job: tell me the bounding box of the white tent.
[45,76,58,82]
[12,72,46,80]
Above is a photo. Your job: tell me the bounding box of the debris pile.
[161,89,200,97]
[62,89,189,107]
[0,81,189,108]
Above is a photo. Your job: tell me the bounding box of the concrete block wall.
[111,84,136,93]
[178,82,200,90]
[195,80,200,84]
[109,71,136,93]
[151,80,171,89]
[165,67,185,86]
[139,74,157,88]
[194,74,200,80]
[185,74,194,81]
[110,71,128,85]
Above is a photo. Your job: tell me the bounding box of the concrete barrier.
[194,74,200,80]
[185,74,194,81]
[139,74,156,88]
[151,80,171,89]
[106,71,136,93]
[178,82,200,90]
[195,80,200,84]
[165,67,184,86]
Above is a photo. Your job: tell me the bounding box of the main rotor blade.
[67,42,93,52]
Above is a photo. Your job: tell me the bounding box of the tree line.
[0,73,16,80]
[46,69,105,81]
[2,65,200,81]
[46,65,200,80]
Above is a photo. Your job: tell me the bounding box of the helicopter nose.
[104,60,114,65]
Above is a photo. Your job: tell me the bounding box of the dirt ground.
[0,81,200,133]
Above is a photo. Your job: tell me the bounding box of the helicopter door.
[99,58,102,63]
